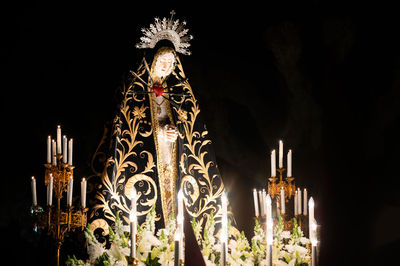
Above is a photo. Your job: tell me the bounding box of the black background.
[1,1,400,265]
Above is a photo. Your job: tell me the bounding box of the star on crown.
[136,10,193,55]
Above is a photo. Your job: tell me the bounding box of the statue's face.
[154,52,175,78]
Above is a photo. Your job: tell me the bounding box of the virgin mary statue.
[89,11,234,238]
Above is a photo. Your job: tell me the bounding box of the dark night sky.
[1,1,400,265]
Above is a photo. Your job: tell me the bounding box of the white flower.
[137,231,161,254]
[299,237,310,245]
[281,231,291,239]
[107,243,129,262]
[293,245,309,256]
[158,250,174,266]
[252,234,263,243]
[87,242,105,261]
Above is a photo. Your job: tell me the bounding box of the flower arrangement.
[66,209,311,266]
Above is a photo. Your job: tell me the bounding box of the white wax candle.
[130,186,137,258]
[280,187,285,214]
[68,138,73,166]
[31,176,37,206]
[48,174,53,206]
[47,136,51,164]
[52,139,57,166]
[271,150,276,177]
[279,140,283,169]
[81,178,87,208]
[258,190,264,216]
[265,194,273,245]
[67,176,74,206]
[253,189,259,217]
[303,188,308,215]
[221,193,228,266]
[294,190,298,215]
[308,197,315,243]
[177,190,184,261]
[63,135,68,164]
[298,188,302,215]
[287,149,292,177]
[262,189,267,217]
[57,125,62,155]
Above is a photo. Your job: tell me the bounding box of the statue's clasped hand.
[164,125,179,142]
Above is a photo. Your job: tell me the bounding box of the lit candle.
[48,173,53,206]
[271,150,276,177]
[294,190,298,215]
[47,136,51,164]
[303,188,308,215]
[258,190,264,216]
[67,176,74,206]
[63,135,68,164]
[287,149,292,177]
[221,193,228,266]
[253,189,259,217]
[52,139,57,166]
[68,138,73,166]
[261,189,267,217]
[81,178,87,208]
[279,140,283,169]
[298,188,302,215]
[265,194,273,266]
[310,216,318,265]
[130,186,137,258]
[31,176,37,206]
[57,125,62,155]
[280,187,285,214]
[308,197,315,243]
[177,190,184,261]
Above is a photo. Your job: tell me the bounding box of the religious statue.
[89,11,235,241]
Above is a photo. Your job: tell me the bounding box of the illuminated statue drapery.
[88,12,235,240]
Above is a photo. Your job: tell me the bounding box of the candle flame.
[309,197,314,208]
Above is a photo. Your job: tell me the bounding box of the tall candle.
[308,197,315,243]
[262,189,267,217]
[177,190,184,261]
[310,212,318,265]
[279,140,283,168]
[67,176,74,206]
[271,150,276,177]
[48,173,53,206]
[303,189,308,215]
[287,149,292,177]
[221,193,228,266]
[130,186,137,258]
[253,189,259,217]
[57,125,62,155]
[31,176,37,206]
[63,135,68,164]
[280,187,285,214]
[68,138,73,166]
[298,188,302,215]
[47,136,51,164]
[265,194,273,266]
[294,190,298,216]
[81,178,87,208]
[258,190,264,216]
[265,194,273,244]
[52,139,57,166]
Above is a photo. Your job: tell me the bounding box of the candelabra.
[31,125,87,266]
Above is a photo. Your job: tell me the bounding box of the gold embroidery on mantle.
[172,55,225,228]
[92,70,158,225]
